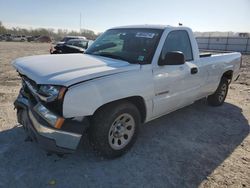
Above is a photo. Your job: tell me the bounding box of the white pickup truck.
[13,25,241,158]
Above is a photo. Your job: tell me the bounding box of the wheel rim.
[218,83,227,102]
[108,113,135,150]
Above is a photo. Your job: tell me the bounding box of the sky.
[0,0,249,33]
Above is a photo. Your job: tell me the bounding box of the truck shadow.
[0,100,249,187]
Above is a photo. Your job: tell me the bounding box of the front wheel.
[89,102,141,158]
[207,77,229,106]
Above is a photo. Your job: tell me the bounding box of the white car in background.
[12,35,26,42]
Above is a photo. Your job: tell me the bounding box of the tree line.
[0,21,100,41]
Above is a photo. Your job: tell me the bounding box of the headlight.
[38,85,66,102]
[35,103,64,129]
[39,85,60,97]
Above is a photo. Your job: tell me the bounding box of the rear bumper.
[14,94,88,154]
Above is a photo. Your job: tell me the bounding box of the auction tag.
[136,32,155,38]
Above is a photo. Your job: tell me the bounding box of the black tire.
[89,101,141,158]
[207,77,229,106]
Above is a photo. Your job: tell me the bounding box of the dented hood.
[12,54,140,86]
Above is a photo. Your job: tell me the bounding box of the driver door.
[152,30,201,117]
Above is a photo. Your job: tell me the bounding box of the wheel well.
[222,70,233,83]
[93,96,147,123]
[125,96,146,123]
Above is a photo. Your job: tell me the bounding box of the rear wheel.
[89,101,140,158]
[207,77,229,106]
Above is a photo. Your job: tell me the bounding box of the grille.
[22,76,38,91]
[21,76,39,105]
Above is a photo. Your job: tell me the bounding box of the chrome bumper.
[14,94,85,153]
[28,109,82,150]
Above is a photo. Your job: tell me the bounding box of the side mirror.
[158,51,185,66]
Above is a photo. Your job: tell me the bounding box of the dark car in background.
[50,39,93,54]
[26,35,41,42]
[50,36,87,53]
[0,34,12,41]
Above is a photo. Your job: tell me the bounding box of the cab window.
[160,30,193,62]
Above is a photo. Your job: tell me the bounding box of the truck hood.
[12,54,140,86]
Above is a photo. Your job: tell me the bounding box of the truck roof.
[111,24,174,30]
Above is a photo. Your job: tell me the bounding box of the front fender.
[62,68,154,118]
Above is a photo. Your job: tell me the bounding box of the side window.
[160,30,193,62]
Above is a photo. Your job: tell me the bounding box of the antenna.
[80,13,82,33]
[178,23,183,26]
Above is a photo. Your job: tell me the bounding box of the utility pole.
[80,13,82,34]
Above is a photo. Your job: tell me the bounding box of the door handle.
[191,67,198,74]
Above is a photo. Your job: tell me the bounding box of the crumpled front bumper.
[14,93,88,154]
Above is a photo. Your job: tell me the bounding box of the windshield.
[85,28,163,64]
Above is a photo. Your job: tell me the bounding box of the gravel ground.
[0,42,249,188]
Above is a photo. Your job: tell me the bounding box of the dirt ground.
[0,41,249,188]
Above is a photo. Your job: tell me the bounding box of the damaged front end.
[14,76,89,154]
